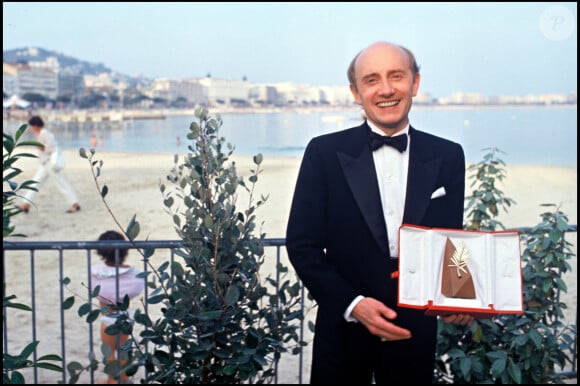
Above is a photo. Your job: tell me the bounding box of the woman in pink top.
[90,230,144,384]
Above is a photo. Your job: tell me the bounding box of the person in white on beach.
[18,115,81,214]
[90,230,145,384]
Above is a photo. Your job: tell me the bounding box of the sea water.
[7,106,577,167]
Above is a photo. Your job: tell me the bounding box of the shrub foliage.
[434,148,576,384]
[66,106,305,383]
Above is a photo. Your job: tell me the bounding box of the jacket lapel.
[403,127,443,224]
[337,127,389,255]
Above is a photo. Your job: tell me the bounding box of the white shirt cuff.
[344,295,365,322]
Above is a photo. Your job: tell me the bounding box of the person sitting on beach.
[90,230,145,384]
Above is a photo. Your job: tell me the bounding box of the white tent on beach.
[3,94,31,109]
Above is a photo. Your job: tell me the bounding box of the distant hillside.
[3,47,128,78]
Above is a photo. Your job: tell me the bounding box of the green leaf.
[91,285,101,297]
[471,324,483,343]
[549,229,561,243]
[556,217,569,231]
[37,354,62,361]
[253,153,263,165]
[67,361,84,372]
[513,334,528,346]
[459,357,471,378]
[486,351,507,360]
[20,341,40,358]
[104,323,122,335]
[171,261,184,277]
[143,246,155,258]
[173,214,181,227]
[491,357,507,378]
[147,294,165,304]
[87,309,101,323]
[126,216,140,241]
[225,285,240,305]
[4,302,32,311]
[62,296,75,310]
[555,277,567,292]
[528,329,542,349]
[198,310,223,320]
[10,371,25,384]
[252,353,269,367]
[78,303,91,316]
[101,185,108,198]
[507,359,522,383]
[223,364,237,375]
[164,197,174,207]
[34,362,63,372]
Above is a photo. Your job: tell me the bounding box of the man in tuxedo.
[286,41,473,384]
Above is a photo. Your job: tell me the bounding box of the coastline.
[4,102,576,124]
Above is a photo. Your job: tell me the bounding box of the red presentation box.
[397,225,524,318]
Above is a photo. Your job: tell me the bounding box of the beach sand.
[4,149,577,383]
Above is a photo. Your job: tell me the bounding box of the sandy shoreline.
[4,149,577,383]
[7,149,577,240]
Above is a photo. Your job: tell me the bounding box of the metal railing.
[3,227,577,384]
[3,238,311,384]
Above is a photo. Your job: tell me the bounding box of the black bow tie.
[369,131,408,153]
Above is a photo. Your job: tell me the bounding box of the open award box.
[397,224,524,317]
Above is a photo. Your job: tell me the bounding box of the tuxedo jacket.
[285,121,465,380]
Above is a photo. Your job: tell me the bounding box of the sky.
[3,2,577,98]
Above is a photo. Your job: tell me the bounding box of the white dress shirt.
[369,121,410,258]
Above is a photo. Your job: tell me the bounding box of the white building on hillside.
[8,63,58,100]
[149,78,206,104]
[197,77,254,106]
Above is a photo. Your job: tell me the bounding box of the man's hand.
[351,297,412,341]
[441,313,474,327]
